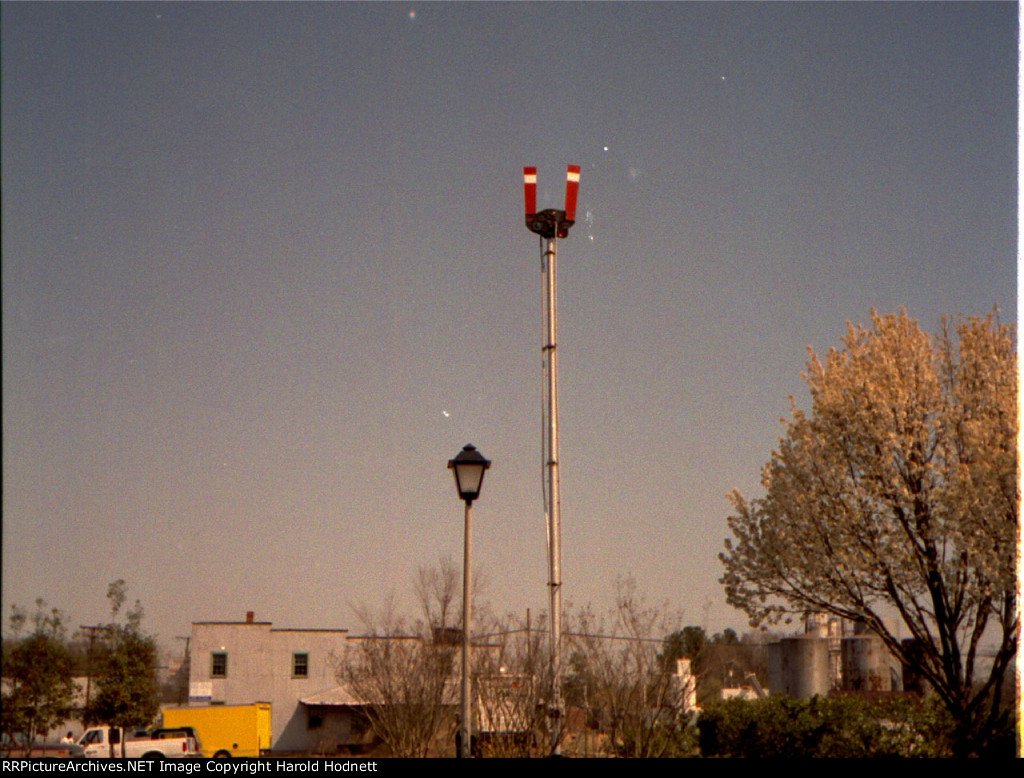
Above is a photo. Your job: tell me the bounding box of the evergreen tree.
[1,601,79,752]
[82,581,160,730]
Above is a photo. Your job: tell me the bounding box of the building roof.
[299,684,367,707]
[191,621,273,626]
[191,622,348,633]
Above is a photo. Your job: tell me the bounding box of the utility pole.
[174,636,191,705]
[78,624,113,711]
[523,164,579,755]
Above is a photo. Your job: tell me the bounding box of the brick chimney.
[245,611,255,624]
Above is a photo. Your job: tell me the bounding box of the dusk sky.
[2,2,1017,650]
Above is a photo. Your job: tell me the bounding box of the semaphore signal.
[523,164,579,756]
[524,164,580,239]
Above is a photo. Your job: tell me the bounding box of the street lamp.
[448,444,490,758]
[449,443,490,504]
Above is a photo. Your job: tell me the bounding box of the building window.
[292,652,309,678]
[211,652,228,678]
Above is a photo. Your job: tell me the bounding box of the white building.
[671,658,698,712]
[188,612,359,753]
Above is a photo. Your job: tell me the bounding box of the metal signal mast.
[523,164,580,755]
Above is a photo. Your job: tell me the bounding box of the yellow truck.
[161,703,271,758]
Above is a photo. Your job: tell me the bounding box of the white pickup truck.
[78,726,201,758]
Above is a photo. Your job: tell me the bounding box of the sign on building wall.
[189,682,212,703]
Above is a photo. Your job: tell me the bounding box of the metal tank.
[767,637,831,699]
[841,633,900,692]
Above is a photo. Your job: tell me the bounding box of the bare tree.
[335,597,455,758]
[413,554,464,646]
[472,612,550,757]
[336,555,481,757]
[414,557,458,631]
[565,579,695,757]
[337,558,537,757]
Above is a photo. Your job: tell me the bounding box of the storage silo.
[767,637,830,699]
[841,633,900,692]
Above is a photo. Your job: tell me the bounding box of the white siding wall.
[189,622,349,752]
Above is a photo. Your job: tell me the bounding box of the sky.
[2,2,1017,651]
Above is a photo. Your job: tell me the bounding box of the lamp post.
[448,444,491,758]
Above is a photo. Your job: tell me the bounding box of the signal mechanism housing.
[524,165,580,239]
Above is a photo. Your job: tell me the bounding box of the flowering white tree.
[720,310,1017,756]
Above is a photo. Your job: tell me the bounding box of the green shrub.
[697,695,956,758]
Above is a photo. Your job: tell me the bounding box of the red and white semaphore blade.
[523,166,537,218]
[564,164,580,223]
